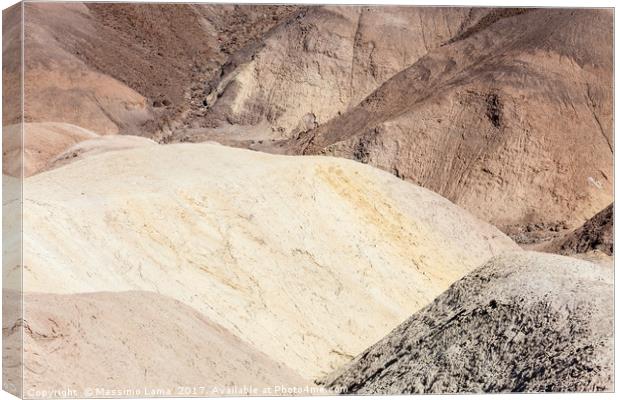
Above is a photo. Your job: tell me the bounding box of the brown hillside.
[18,2,298,135]
[295,9,613,231]
[12,5,614,235]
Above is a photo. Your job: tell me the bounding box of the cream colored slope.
[21,143,518,379]
[3,290,308,396]
[3,123,97,177]
[47,134,156,172]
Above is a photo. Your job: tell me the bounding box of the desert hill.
[181,6,476,137]
[14,2,298,136]
[19,3,151,135]
[2,123,155,177]
[325,251,613,394]
[543,203,613,256]
[295,8,613,232]
[16,143,517,379]
[14,5,613,238]
[3,290,309,395]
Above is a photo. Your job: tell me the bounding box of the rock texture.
[296,9,613,231]
[16,5,613,234]
[18,2,298,136]
[3,291,309,396]
[544,203,613,256]
[325,251,613,394]
[188,7,474,137]
[17,143,517,380]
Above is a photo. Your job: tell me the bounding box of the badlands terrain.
[325,252,613,393]
[2,3,614,396]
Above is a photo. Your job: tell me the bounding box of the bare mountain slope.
[181,6,476,139]
[3,291,308,396]
[544,203,613,256]
[18,2,298,136]
[17,143,517,379]
[16,5,612,236]
[326,251,613,394]
[19,4,486,141]
[296,8,612,232]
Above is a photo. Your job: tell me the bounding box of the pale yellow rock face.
[20,143,518,379]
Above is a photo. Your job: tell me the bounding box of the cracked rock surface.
[325,251,613,394]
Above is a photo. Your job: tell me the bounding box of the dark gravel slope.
[325,251,613,394]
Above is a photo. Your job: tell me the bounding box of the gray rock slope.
[325,251,613,393]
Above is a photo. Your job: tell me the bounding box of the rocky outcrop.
[191,6,476,136]
[544,203,613,256]
[325,251,613,393]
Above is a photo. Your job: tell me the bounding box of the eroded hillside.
[16,2,298,135]
[295,9,613,232]
[15,5,612,238]
[326,252,614,393]
[17,143,517,380]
